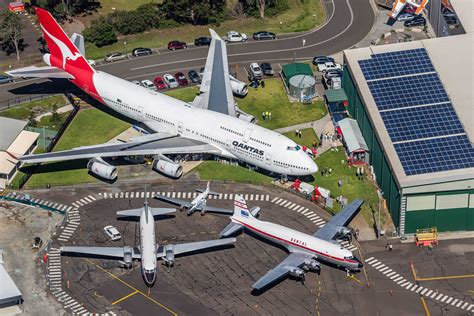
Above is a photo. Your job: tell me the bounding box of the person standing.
[299,130,302,138]
[269,111,272,120]
[262,112,266,120]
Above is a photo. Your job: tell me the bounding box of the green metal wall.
[342,68,401,229]
[404,191,474,234]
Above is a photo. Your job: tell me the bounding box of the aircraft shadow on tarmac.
[8,78,74,95]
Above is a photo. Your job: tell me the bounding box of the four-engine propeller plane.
[220,196,364,292]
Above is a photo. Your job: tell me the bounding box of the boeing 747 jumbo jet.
[60,199,236,287]
[155,181,233,216]
[8,8,318,181]
[219,196,364,292]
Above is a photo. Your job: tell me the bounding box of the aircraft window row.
[290,238,307,246]
[199,133,225,146]
[103,96,140,114]
[250,137,271,147]
[220,126,243,137]
[344,256,354,260]
[273,160,309,171]
[145,113,174,126]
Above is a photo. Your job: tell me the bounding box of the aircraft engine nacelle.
[303,259,321,272]
[87,158,118,181]
[153,159,183,178]
[235,107,256,124]
[229,75,248,97]
[122,246,133,269]
[43,53,51,66]
[164,244,175,267]
[288,267,305,279]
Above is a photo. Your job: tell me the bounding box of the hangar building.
[341,1,473,235]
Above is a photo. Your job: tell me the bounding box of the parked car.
[131,80,140,85]
[194,37,211,46]
[168,41,188,50]
[174,72,189,86]
[141,79,156,90]
[225,31,247,43]
[317,61,342,72]
[260,63,274,76]
[249,62,263,79]
[87,59,97,66]
[253,31,276,40]
[324,69,343,79]
[163,73,179,88]
[103,225,121,241]
[404,16,426,27]
[132,47,152,57]
[188,69,201,83]
[397,13,416,21]
[153,76,167,89]
[0,74,14,84]
[104,52,127,62]
[312,56,335,65]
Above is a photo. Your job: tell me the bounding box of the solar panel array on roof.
[359,48,435,81]
[394,135,474,175]
[358,48,473,176]
[367,73,449,110]
[380,103,465,142]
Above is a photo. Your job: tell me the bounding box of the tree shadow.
[0,38,29,56]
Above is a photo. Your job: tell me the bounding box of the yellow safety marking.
[84,259,177,316]
[112,290,139,305]
[416,274,474,282]
[346,273,362,284]
[420,295,430,316]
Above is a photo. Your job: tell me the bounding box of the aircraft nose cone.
[305,154,318,174]
[144,270,156,285]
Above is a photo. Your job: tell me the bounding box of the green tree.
[83,19,117,47]
[160,0,226,25]
[240,0,288,18]
[0,10,24,63]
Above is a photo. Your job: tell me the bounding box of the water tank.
[288,75,316,102]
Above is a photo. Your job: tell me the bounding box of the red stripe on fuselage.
[233,218,357,265]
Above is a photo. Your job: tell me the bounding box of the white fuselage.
[232,215,361,270]
[139,207,157,285]
[89,71,318,176]
[190,190,207,212]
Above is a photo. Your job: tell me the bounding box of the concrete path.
[35,104,74,121]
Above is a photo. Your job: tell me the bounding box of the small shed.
[325,88,348,105]
[338,118,369,164]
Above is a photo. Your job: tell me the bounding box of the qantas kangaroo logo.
[41,25,82,69]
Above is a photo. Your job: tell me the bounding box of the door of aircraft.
[243,128,252,143]
[138,106,144,118]
[177,121,184,134]
[265,153,272,165]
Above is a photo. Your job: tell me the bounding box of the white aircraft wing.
[252,252,314,291]
[7,66,75,79]
[19,132,221,163]
[156,238,236,258]
[312,199,364,241]
[60,246,141,259]
[154,195,192,208]
[192,29,236,117]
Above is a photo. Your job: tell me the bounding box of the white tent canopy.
[339,118,368,153]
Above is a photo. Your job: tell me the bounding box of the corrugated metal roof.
[325,88,348,103]
[339,118,368,153]
[0,249,22,306]
[0,117,28,151]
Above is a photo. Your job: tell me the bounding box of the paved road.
[0,0,375,107]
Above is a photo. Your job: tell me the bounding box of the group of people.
[262,111,272,120]
[251,79,265,89]
[294,129,303,138]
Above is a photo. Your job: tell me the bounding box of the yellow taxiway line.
[85,259,177,316]
[420,295,431,316]
[112,290,139,305]
[416,274,474,282]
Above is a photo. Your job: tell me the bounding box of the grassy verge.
[283,128,319,148]
[310,147,381,226]
[0,96,66,120]
[194,161,273,183]
[85,0,325,59]
[36,112,70,131]
[238,79,327,130]
[25,108,130,187]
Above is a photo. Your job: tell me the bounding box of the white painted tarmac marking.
[271,197,279,203]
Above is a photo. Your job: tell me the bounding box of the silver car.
[104,52,127,62]
[163,74,179,88]
[249,62,263,79]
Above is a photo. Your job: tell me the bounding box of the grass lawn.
[85,0,324,59]
[238,79,327,130]
[310,147,381,226]
[283,128,319,148]
[194,161,273,184]
[98,0,155,14]
[164,86,199,103]
[0,96,66,120]
[36,112,70,131]
[26,108,130,188]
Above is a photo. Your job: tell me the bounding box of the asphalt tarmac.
[0,0,375,107]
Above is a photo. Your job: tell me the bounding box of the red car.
[174,72,189,86]
[167,41,187,51]
[153,76,166,89]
